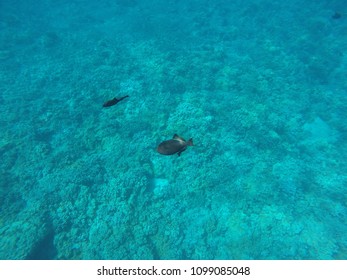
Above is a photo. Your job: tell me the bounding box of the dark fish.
[332,12,342,19]
[103,95,129,107]
[157,134,193,156]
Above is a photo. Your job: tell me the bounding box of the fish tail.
[187,138,193,146]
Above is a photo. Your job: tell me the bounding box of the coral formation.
[0,0,346,260]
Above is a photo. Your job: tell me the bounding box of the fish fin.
[187,138,193,146]
[173,134,186,142]
[118,95,129,101]
[177,151,181,156]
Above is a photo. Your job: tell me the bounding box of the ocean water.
[0,0,346,260]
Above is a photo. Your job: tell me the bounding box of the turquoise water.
[0,0,346,260]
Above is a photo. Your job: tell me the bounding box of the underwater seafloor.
[0,0,346,259]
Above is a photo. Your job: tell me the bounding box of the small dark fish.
[103,95,129,107]
[332,12,342,19]
[157,134,193,156]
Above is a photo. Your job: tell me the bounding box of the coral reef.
[0,0,346,260]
